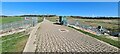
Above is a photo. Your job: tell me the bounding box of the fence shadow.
[53,23,61,25]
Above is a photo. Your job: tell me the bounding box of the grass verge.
[1,32,29,53]
[68,26,120,49]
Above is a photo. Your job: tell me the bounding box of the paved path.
[34,19,119,52]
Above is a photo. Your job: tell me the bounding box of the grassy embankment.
[0,16,43,54]
[68,17,120,48]
[1,32,29,53]
[69,26,120,49]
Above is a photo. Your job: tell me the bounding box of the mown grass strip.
[68,26,120,49]
[1,31,29,53]
[1,32,24,41]
[2,35,29,52]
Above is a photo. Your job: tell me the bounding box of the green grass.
[46,16,59,22]
[0,17,43,53]
[1,32,24,41]
[0,17,24,24]
[1,16,43,24]
[38,17,43,23]
[1,32,29,53]
[72,18,119,32]
[0,38,2,54]
[69,26,120,49]
[0,17,2,24]
[46,16,119,32]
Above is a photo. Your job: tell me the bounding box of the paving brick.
[35,19,119,52]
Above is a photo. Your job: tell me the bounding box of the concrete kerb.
[68,25,120,50]
[0,29,26,37]
[23,22,42,53]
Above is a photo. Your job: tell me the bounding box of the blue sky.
[2,2,118,17]
[2,0,119,2]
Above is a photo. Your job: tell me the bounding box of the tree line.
[70,16,119,19]
[1,15,120,19]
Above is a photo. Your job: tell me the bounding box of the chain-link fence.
[0,17,38,34]
[67,19,103,35]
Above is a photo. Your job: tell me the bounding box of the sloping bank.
[1,32,29,54]
[68,25,120,49]
[1,17,43,54]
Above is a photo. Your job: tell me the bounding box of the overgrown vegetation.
[68,18,119,32]
[69,26,120,49]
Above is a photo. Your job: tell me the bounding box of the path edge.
[23,22,42,53]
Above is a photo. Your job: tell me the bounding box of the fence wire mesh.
[67,19,102,35]
[0,17,38,34]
